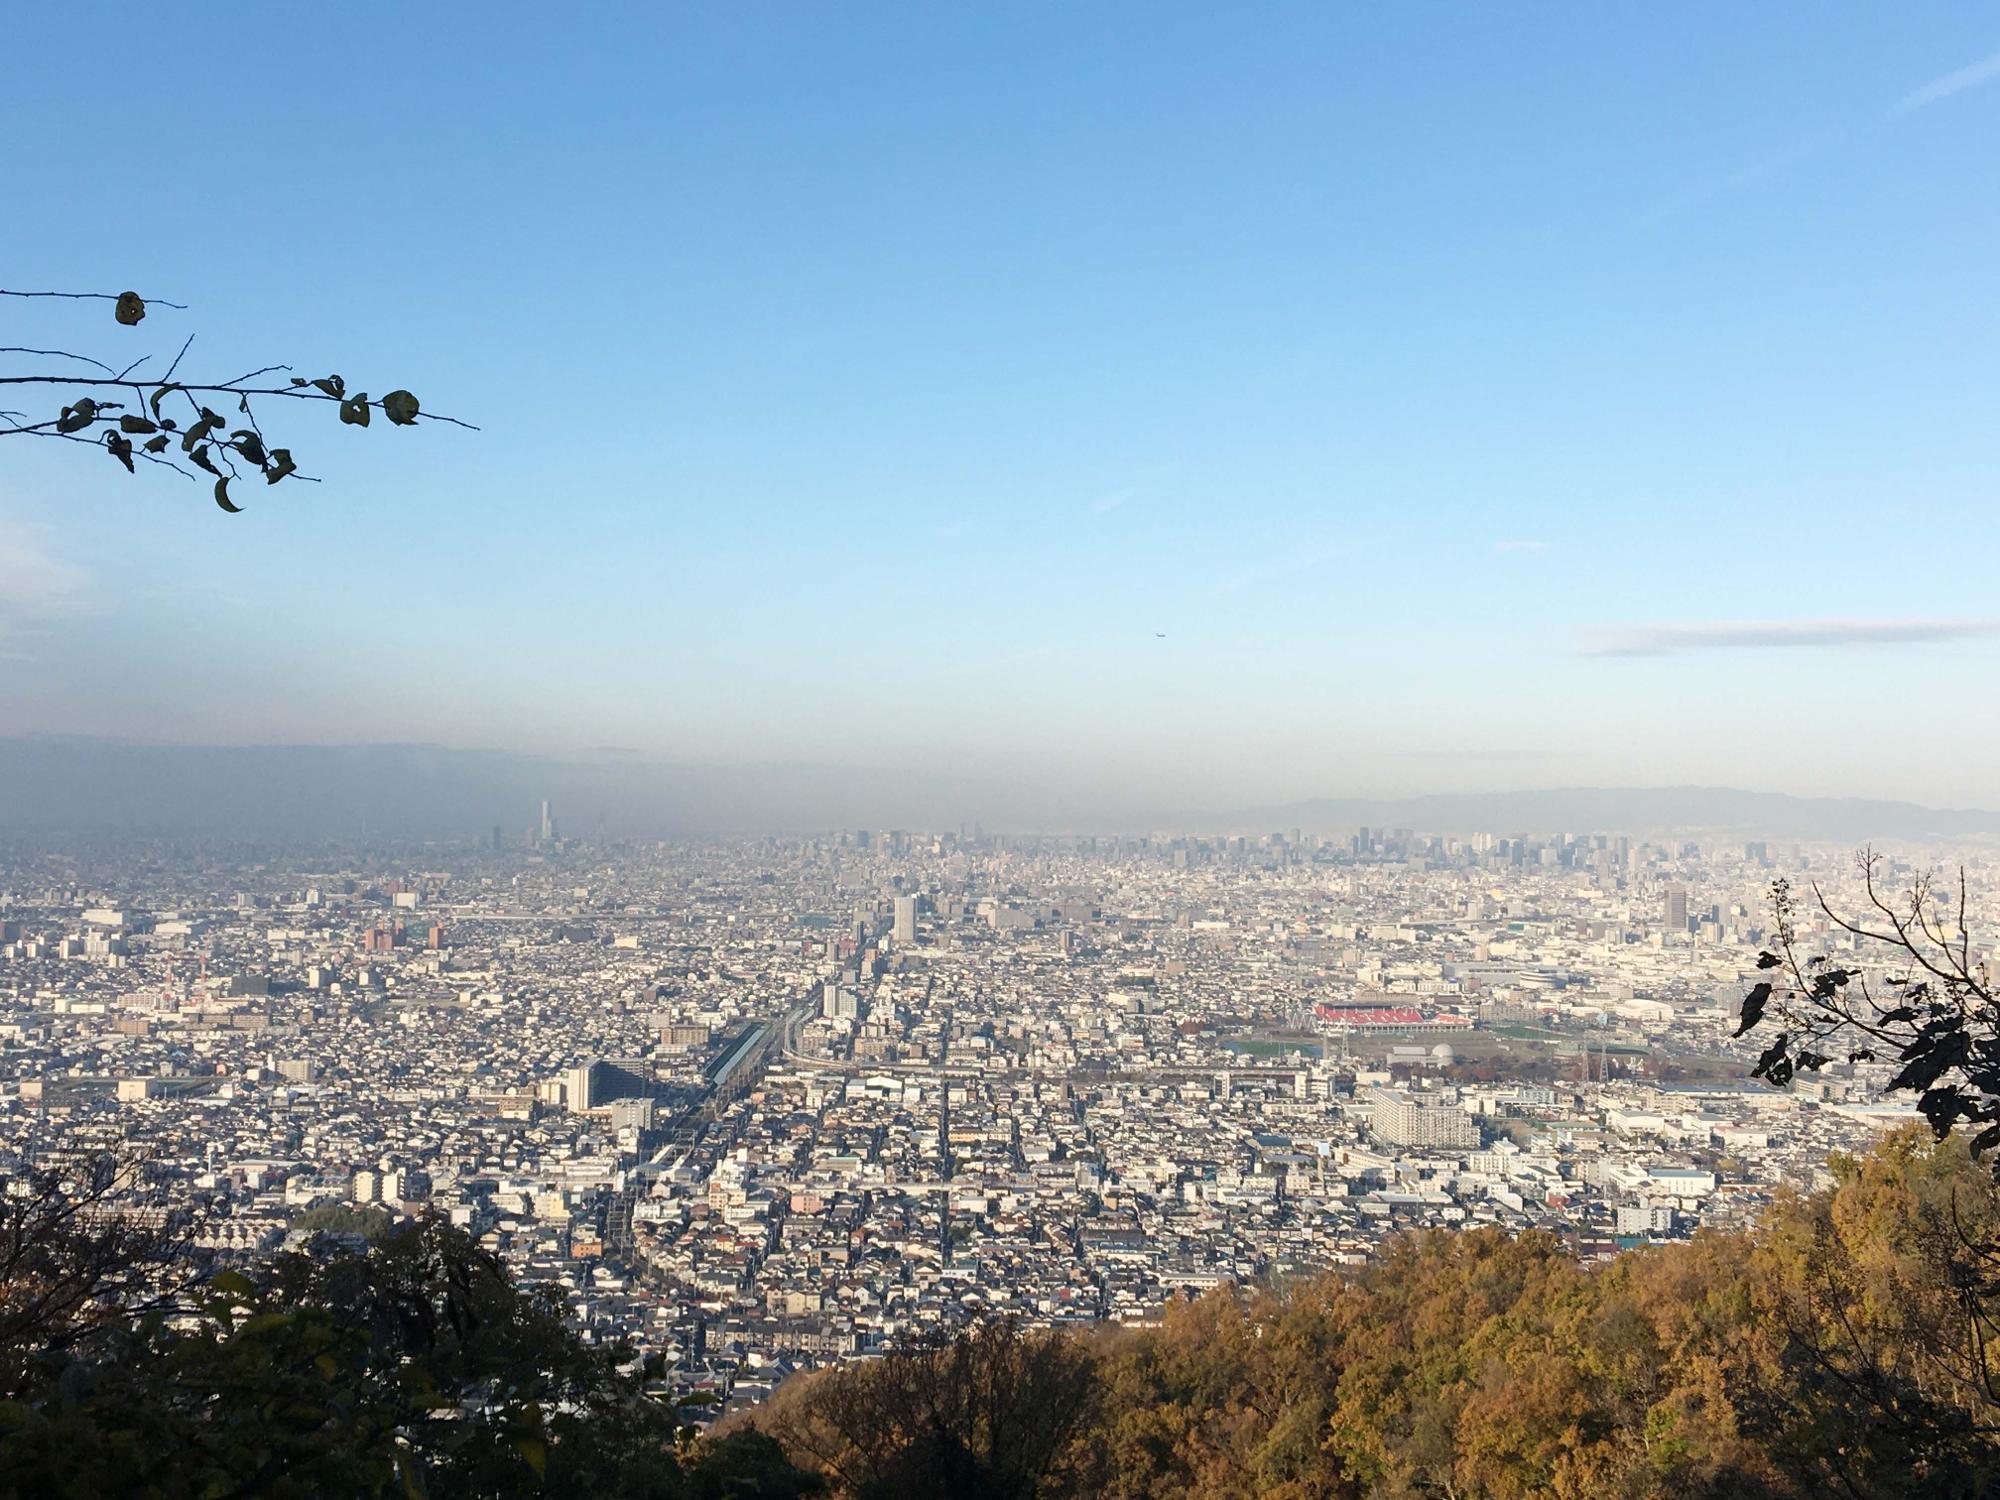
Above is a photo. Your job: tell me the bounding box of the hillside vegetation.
[746,1126,2000,1499]
[4,1127,1997,1497]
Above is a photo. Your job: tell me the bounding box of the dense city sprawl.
[1,821,1986,1415]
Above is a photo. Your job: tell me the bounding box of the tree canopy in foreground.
[7,1104,2000,1493]
[741,1127,2000,1499]
[0,1205,817,1499]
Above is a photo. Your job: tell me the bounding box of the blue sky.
[3,3,1998,809]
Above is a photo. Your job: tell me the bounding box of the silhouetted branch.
[1739,852,2000,1171]
[0,347,118,376]
[0,289,187,309]
[0,376,479,431]
[2,285,471,511]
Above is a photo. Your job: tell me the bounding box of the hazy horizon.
[3,735,1996,843]
[8,6,2000,809]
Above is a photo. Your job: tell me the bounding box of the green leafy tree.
[0,1150,197,1396]
[289,1203,398,1243]
[0,1213,816,1499]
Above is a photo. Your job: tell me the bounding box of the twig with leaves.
[0,1147,204,1390]
[0,286,474,512]
[1737,850,2000,1165]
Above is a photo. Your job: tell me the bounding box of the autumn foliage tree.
[745,1130,2000,1499]
[0,285,470,512]
[747,1319,1098,1500]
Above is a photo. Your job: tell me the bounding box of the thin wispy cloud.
[1581,617,2000,658]
[0,521,88,654]
[1213,539,1344,595]
[1493,539,1548,555]
[1394,747,1563,762]
[1895,48,2000,113]
[1641,45,2000,228]
[1638,137,1829,227]
[1088,488,1134,515]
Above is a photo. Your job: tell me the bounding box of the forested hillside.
[4,1127,1996,1497]
[745,1126,2000,1499]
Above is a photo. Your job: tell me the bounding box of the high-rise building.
[539,800,554,843]
[893,895,917,944]
[565,1057,655,1112]
[1663,886,1689,933]
[1367,1088,1481,1149]
[607,1097,655,1132]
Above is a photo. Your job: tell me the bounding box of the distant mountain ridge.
[0,737,1992,844]
[1211,786,2000,843]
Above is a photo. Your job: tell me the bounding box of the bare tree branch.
[0,289,188,309]
[0,347,119,376]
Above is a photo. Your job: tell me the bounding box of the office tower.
[492,824,503,852]
[893,895,917,944]
[1663,886,1689,933]
[566,1059,598,1112]
[539,800,554,843]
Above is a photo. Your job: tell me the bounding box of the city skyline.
[5,5,2000,808]
[6,735,2000,842]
